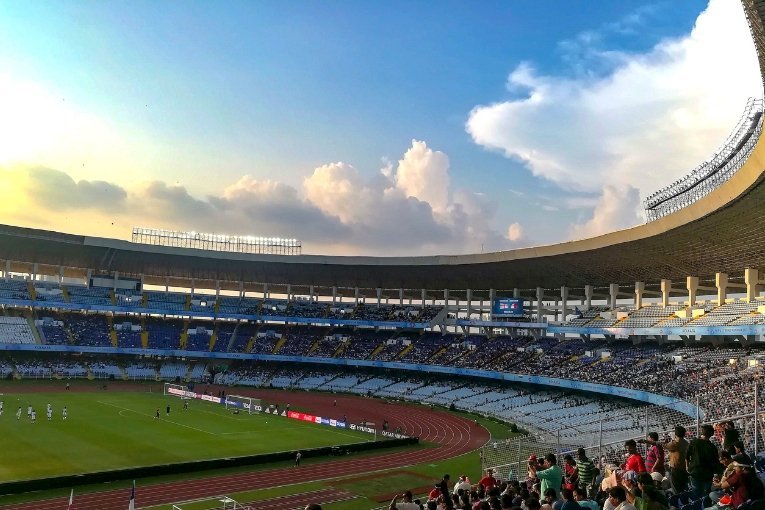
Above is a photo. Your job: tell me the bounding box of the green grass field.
[0,389,371,482]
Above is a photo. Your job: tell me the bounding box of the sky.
[0,0,760,256]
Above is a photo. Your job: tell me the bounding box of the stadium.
[2,1,765,510]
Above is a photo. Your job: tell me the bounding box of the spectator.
[642,432,665,475]
[706,462,764,510]
[390,491,420,510]
[719,421,741,455]
[454,475,472,495]
[687,424,719,499]
[663,426,689,493]
[608,487,636,510]
[479,469,498,492]
[623,440,647,473]
[573,488,598,510]
[560,488,579,510]
[575,449,595,494]
[530,454,563,500]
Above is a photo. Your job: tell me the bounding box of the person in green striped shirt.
[575,448,596,495]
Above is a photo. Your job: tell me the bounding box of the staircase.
[209,328,218,351]
[107,316,118,347]
[368,342,386,359]
[272,337,287,354]
[180,320,190,349]
[27,316,43,344]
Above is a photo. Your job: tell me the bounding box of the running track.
[0,389,490,510]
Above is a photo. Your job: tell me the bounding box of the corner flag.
[67,488,74,510]
[128,481,135,510]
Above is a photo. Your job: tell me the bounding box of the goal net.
[164,382,195,399]
[225,395,263,414]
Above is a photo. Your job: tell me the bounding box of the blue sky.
[0,0,759,255]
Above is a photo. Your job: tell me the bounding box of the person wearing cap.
[705,462,765,510]
[453,474,472,495]
[621,470,639,500]
[687,424,719,500]
[389,490,420,510]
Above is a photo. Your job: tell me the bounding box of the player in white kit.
[47,407,53,420]
[62,407,68,420]
[15,406,21,420]
[30,409,36,423]
[27,404,32,417]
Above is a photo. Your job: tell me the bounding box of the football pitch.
[0,389,372,482]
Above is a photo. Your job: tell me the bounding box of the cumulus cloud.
[0,140,526,255]
[570,185,642,240]
[506,222,524,242]
[466,0,760,237]
[23,166,127,210]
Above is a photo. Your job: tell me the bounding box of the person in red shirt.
[720,463,764,509]
[478,468,497,491]
[623,439,647,473]
[428,486,441,500]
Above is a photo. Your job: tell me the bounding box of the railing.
[644,97,764,221]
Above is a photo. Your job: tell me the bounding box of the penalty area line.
[96,400,217,435]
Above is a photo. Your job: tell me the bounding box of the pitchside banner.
[286,411,348,430]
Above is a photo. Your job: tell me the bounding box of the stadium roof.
[2,0,765,296]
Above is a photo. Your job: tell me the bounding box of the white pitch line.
[96,400,217,436]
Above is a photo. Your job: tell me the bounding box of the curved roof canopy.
[2,1,765,295]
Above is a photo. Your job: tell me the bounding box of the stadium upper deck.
[1,0,765,298]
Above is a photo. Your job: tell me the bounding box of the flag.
[128,481,135,510]
[67,489,74,510]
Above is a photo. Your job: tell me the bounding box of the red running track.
[0,390,490,510]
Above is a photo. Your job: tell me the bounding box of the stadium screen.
[492,298,524,317]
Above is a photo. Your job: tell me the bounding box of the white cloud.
[2,139,526,255]
[394,139,451,213]
[506,222,524,242]
[570,184,642,239]
[466,0,760,238]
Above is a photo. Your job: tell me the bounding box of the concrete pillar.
[166,276,170,293]
[332,286,337,305]
[32,263,38,282]
[635,281,645,309]
[716,273,728,305]
[286,284,292,301]
[399,288,404,306]
[444,289,450,311]
[661,279,672,307]
[58,266,64,285]
[536,287,544,322]
[140,274,145,292]
[190,278,195,296]
[215,280,220,298]
[4,260,9,281]
[489,289,496,309]
[609,284,619,310]
[263,283,269,299]
[554,297,560,322]
[466,289,473,318]
[585,285,594,309]
[421,289,427,307]
[239,281,244,299]
[354,287,359,305]
[309,285,315,301]
[746,268,760,301]
[687,276,699,307]
[376,288,382,306]
[86,269,92,286]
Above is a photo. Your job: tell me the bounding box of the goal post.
[164,382,194,399]
[225,395,263,414]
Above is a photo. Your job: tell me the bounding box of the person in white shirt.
[453,475,472,494]
[62,407,68,420]
[389,491,420,510]
[15,406,21,420]
[27,404,32,417]
[47,407,53,421]
[30,409,36,423]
